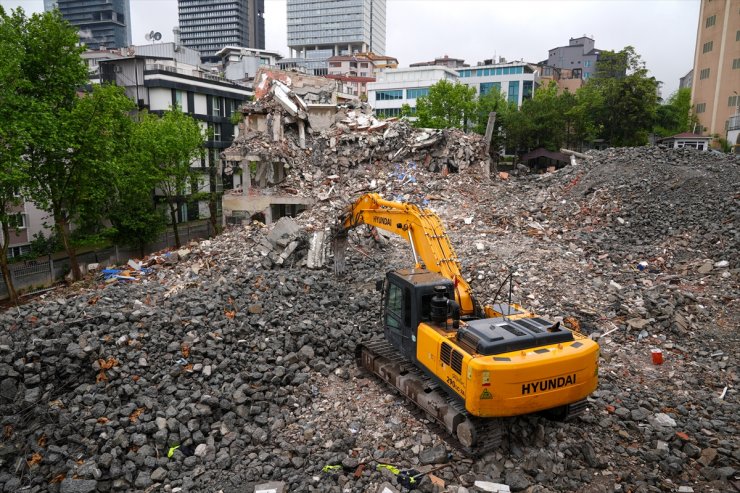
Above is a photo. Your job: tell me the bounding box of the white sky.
[1,0,700,96]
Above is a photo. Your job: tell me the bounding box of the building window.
[173,90,185,111]
[360,62,369,68]
[212,96,222,117]
[733,58,740,69]
[703,40,713,53]
[699,68,710,79]
[376,107,402,117]
[737,30,740,41]
[507,81,520,104]
[376,90,403,101]
[523,80,533,100]
[479,82,500,96]
[584,60,591,67]
[406,88,429,99]
[8,245,31,258]
[706,15,716,27]
[329,61,341,67]
[7,213,27,229]
[211,123,221,141]
[696,102,706,113]
[729,95,739,107]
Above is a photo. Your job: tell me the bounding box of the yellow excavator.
[334,193,599,453]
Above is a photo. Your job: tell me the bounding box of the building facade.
[690,0,740,138]
[44,0,132,49]
[458,62,540,107]
[286,0,386,76]
[178,0,265,63]
[99,44,251,223]
[546,36,601,82]
[368,66,458,117]
[410,55,468,69]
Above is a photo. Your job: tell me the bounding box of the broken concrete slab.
[267,217,300,246]
[254,481,286,493]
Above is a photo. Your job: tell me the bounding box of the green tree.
[130,108,205,249]
[0,6,30,301]
[580,46,659,146]
[472,87,511,155]
[414,80,477,129]
[26,82,135,281]
[654,87,697,137]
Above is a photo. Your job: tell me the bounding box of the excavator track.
[356,339,503,456]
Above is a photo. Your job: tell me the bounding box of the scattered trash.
[474,481,511,492]
[719,386,727,399]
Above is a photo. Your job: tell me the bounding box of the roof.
[326,74,376,83]
[520,148,569,163]
[661,132,711,140]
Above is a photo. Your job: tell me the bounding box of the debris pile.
[0,146,737,493]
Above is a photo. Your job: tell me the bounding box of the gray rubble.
[0,146,737,493]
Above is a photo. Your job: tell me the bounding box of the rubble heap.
[0,146,737,493]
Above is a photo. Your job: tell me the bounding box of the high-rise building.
[690,0,740,139]
[287,0,386,59]
[178,0,265,63]
[44,0,132,50]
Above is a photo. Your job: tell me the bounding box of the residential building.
[327,54,377,78]
[326,74,375,100]
[458,61,540,107]
[368,66,459,117]
[537,65,582,93]
[99,43,251,223]
[216,46,283,82]
[690,0,740,138]
[178,0,265,63]
[410,55,468,69]
[285,0,386,75]
[545,36,601,82]
[44,0,132,50]
[679,69,694,89]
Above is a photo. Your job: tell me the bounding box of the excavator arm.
[334,193,478,315]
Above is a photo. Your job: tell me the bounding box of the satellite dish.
[153,32,162,41]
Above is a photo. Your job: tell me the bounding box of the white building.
[368,66,459,117]
[457,61,540,107]
[216,46,283,82]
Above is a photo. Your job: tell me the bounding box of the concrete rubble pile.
[0,146,737,493]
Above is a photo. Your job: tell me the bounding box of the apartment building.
[368,66,459,117]
[690,0,740,140]
[458,61,540,107]
[410,55,469,69]
[44,0,132,49]
[99,44,251,223]
[178,0,265,63]
[545,36,602,84]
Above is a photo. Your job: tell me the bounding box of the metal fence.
[0,221,213,301]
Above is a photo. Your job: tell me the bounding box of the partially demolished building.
[221,68,493,227]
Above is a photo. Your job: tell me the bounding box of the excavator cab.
[381,269,455,362]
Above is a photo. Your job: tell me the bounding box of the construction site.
[0,71,738,493]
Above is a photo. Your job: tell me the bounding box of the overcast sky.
[1,0,699,96]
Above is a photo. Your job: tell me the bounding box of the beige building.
[690,0,740,139]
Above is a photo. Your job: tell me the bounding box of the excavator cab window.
[386,283,402,330]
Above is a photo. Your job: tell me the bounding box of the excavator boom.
[334,193,477,315]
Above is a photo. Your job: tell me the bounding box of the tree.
[414,80,477,129]
[130,108,204,249]
[0,6,29,301]
[654,87,697,137]
[580,46,659,146]
[472,87,511,155]
[26,82,135,282]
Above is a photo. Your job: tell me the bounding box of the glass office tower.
[44,0,132,49]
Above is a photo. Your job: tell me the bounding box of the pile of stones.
[0,146,737,493]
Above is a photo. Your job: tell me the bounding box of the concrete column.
[334,44,339,56]
[298,120,306,149]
